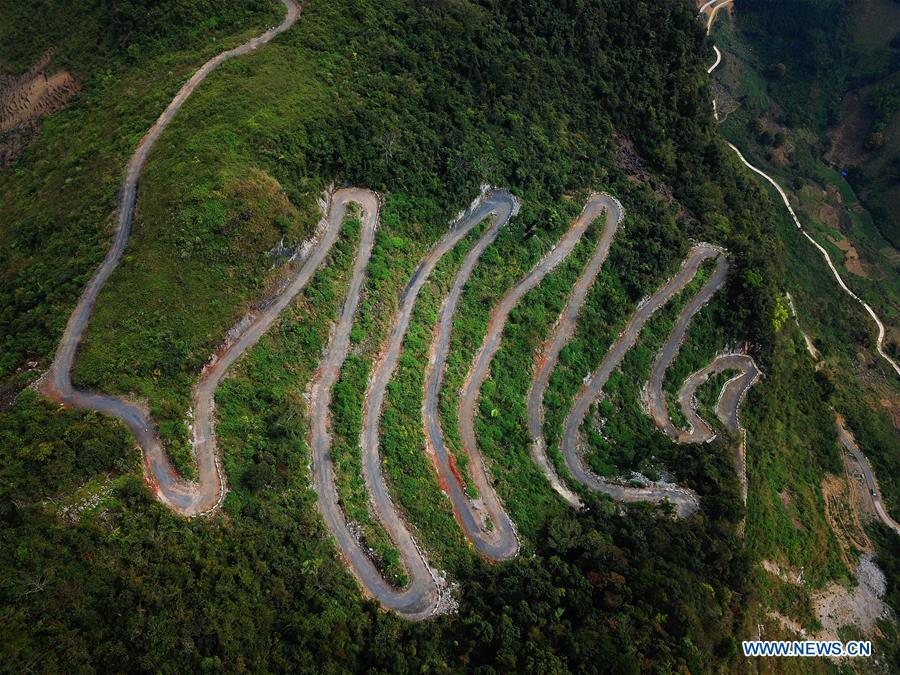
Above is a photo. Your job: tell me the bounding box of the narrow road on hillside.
[424,193,623,557]
[836,417,900,537]
[644,254,730,442]
[701,0,733,35]
[559,245,730,517]
[702,1,899,378]
[727,141,900,378]
[422,195,519,561]
[527,194,624,508]
[675,355,759,443]
[355,189,519,617]
[703,0,899,527]
[40,0,301,516]
[642,252,760,501]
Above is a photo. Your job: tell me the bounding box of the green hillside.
[1,0,897,671]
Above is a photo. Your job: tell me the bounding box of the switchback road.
[353,189,519,616]
[40,0,301,516]
[526,194,624,508]
[558,245,729,517]
[642,253,759,501]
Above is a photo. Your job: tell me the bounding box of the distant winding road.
[702,0,900,378]
[703,0,899,525]
[40,0,301,516]
[836,417,900,537]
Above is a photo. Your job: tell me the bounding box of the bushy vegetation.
[716,2,900,625]
[3,0,893,669]
[0,0,280,72]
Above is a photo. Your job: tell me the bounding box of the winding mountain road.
[527,194,624,508]
[727,141,900,378]
[642,252,760,500]
[423,193,624,557]
[422,194,520,561]
[349,189,518,617]
[306,189,445,620]
[836,417,900,537]
[40,0,874,621]
[558,245,732,517]
[39,0,301,516]
[703,0,899,525]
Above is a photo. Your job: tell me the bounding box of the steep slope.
[4,0,894,670]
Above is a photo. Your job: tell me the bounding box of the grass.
[693,370,734,438]
[742,324,847,589]
[0,2,280,378]
[436,197,591,498]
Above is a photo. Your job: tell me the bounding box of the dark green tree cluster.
[0,0,797,670]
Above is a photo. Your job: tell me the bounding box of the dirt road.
[527,194,624,508]
[642,252,760,500]
[422,194,520,561]
[836,417,900,536]
[40,0,301,516]
[352,189,518,616]
[308,189,446,620]
[558,246,733,517]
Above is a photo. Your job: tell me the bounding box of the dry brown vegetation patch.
[0,51,79,166]
[826,234,871,278]
[879,397,900,430]
[822,472,872,572]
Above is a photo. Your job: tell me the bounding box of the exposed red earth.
[40,0,302,516]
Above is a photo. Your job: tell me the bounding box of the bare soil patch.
[761,554,893,646]
[0,51,79,166]
[817,202,842,230]
[761,558,804,585]
[813,554,893,640]
[827,234,870,278]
